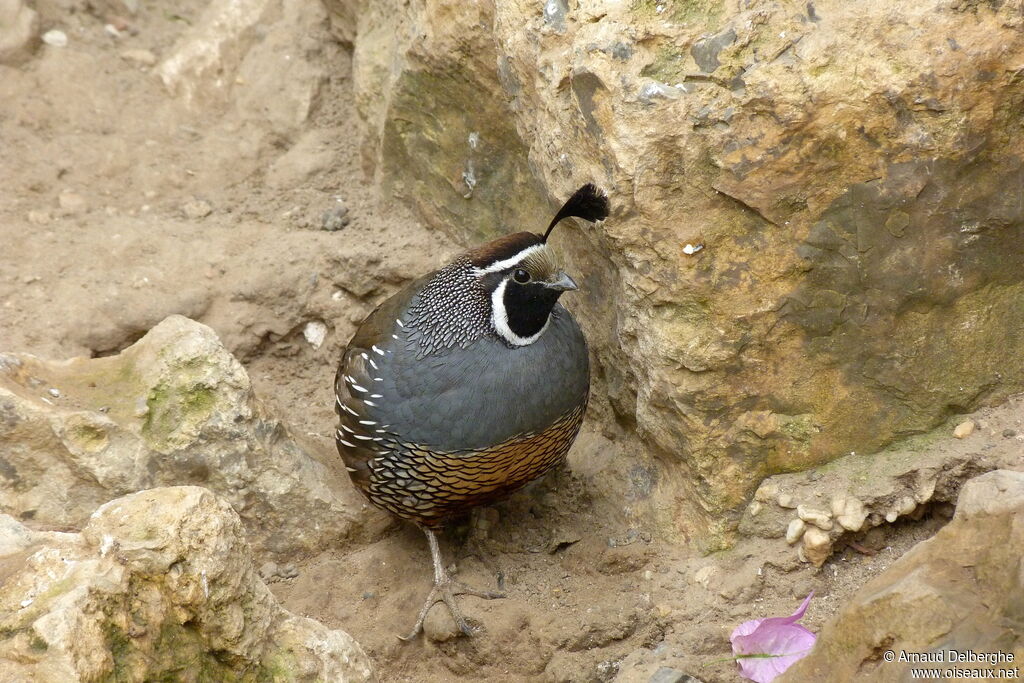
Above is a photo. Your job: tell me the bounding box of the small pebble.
[692,565,716,588]
[42,30,68,48]
[785,518,806,545]
[302,321,327,349]
[258,561,278,580]
[953,420,975,438]
[58,190,87,214]
[321,204,351,231]
[183,199,212,219]
[802,526,832,567]
[279,563,299,579]
[104,24,122,39]
[48,388,60,398]
[777,493,796,508]
[27,210,51,225]
[797,504,833,530]
[1002,428,1017,438]
[423,603,461,642]
[120,49,157,66]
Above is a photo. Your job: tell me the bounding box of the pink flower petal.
[730,592,816,683]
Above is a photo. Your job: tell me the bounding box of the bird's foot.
[400,580,505,641]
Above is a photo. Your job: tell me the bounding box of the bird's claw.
[399,581,505,641]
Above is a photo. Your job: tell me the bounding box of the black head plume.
[543,183,609,241]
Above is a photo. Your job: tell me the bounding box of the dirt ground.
[2,2,1021,681]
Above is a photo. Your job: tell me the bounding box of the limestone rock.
[784,518,805,545]
[953,419,975,439]
[738,402,1022,563]
[0,487,375,682]
[831,496,867,532]
[157,0,328,136]
[0,315,386,556]
[801,526,831,568]
[328,0,1024,547]
[786,470,1024,680]
[0,0,38,65]
[796,505,832,531]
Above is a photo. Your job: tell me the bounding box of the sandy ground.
[2,2,1022,681]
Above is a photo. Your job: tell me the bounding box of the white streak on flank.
[395,319,405,327]
[370,393,383,399]
[339,438,356,448]
[353,434,374,441]
[359,420,376,425]
[368,358,378,370]
[364,399,377,407]
[341,424,355,433]
[350,383,368,393]
[490,278,549,347]
[372,345,385,356]
[373,377,383,382]
[346,466,358,473]
[341,403,358,416]
[392,334,399,340]
[376,429,387,433]
[372,437,383,442]
[470,243,546,276]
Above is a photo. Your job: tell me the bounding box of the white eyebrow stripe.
[469,243,546,276]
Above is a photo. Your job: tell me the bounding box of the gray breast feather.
[352,304,589,451]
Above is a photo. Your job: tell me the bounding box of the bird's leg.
[466,508,506,591]
[400,526,505,640]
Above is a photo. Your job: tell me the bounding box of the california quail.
[334,184,609,638]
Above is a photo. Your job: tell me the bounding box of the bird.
[334,183,609,639]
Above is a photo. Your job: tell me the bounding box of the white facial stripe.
[470,243,547,276]
[490,278,550,346]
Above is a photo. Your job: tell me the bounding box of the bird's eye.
[512,268,531,284]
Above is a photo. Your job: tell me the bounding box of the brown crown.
[465,232,544,268]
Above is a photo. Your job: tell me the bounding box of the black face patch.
[503,280,563,338]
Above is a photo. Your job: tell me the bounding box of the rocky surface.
[0,0,38,65]
[739,395,1024,566]
[0,315,388,556]
[0,486,374,682]
[785,470,1024,680]
[3,0,1024,680]
[329,0,1024,547]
